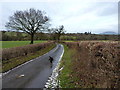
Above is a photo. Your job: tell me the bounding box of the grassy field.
[1,40,47,48]
[59,41,119,88]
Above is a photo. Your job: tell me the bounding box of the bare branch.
[5,8,50,44]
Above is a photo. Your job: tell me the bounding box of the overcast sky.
[0,0,119,34]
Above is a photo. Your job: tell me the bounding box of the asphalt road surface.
[2,44,64,88]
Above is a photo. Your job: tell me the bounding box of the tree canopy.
[6,8,49,44]
[51,25,66,41]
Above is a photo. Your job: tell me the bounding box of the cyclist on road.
[49,56,54,64]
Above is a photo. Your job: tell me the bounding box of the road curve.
[2,44,64,88]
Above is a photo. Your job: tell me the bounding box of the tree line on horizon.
[1,30,118,41]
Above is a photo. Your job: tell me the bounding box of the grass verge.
[2,44,56,73]
[59,44,77,88]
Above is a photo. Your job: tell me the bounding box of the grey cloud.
[56,2,118,21]
[71,2,118,16]
[94,2,117,16]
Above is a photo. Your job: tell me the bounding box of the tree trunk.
[58,34,61,41]
[30,34,34,44]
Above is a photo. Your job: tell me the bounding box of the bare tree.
[6,8,49,44]
[52,25,65,41]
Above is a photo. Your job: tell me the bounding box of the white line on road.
[44,44,64,88]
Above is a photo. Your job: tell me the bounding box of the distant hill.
[100,31,117,35]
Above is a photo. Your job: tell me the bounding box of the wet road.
[2,44,64,88]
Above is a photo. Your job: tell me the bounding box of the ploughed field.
[60,41,119,88]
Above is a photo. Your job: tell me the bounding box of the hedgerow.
[2,41,54,61]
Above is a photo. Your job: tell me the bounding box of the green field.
[1,41,47,48]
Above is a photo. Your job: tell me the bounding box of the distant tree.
[6,8,49,44]
[2,31,6,34]
[53,25,65,41]
[87,32,91,34]
[84,32,88,35]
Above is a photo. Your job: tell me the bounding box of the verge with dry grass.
[59,41,119,88]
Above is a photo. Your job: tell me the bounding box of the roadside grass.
[1,40,47,48]
[2,44,56,73]
[59,44,77,88]
[62,40,75,42]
